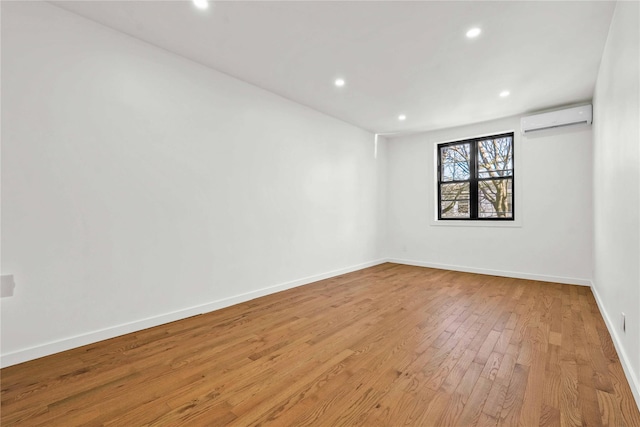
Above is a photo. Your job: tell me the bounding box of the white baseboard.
[387,258,592,286]
[590,283,640,411]
[0,259,387,368]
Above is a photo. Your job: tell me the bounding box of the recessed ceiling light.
[193,0,209,10]
[466,27,482,38]
[398,114,407,121]
[499,90,510,97]
[334,78,345,87]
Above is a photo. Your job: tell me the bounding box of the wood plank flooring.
[2,263,639,426]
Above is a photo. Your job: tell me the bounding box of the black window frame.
[437,132,515,221]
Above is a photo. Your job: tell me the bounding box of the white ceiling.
[52,0,616,134]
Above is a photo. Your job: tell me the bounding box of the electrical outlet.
[621,312,626,333]
[1,275,16,298]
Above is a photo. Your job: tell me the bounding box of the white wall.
[385,114,593,284]
[0,2,384,366]
[375,136,389,253]
[592,0,640,403]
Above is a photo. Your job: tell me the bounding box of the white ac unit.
[521,105,592,134]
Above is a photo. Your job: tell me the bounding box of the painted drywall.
[592,0,640,403]
[375,136,389,253]
[0,2,384,365]
[385,114,593,284]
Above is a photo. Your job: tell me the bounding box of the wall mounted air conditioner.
[521,105,592,135]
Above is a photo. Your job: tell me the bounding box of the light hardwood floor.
[2,263,639,426]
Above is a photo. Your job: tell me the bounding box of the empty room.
[1,0,639,425]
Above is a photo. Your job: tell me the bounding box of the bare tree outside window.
[437,134,514,220]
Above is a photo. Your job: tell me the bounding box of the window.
[437,133,514,220]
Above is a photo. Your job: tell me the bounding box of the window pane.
[478,179,513,218]
[477,136,513,179]
[441,143,470,181]
[440,182,470,218]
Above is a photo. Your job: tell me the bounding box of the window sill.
[430,219,522,228]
